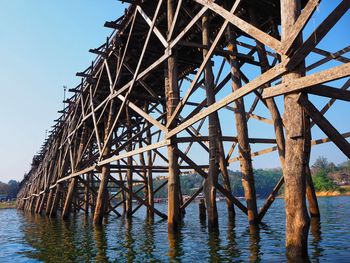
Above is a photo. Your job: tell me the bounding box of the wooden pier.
[17,0,350,259]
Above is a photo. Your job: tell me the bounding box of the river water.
[0,196,349,262]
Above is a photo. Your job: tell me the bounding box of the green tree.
[7,180,19,198]
[312,170,337,191]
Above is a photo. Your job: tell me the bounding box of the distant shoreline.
[315,191,350,197]
[0,201,16,209]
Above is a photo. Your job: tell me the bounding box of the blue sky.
[0,1,127,182]
[0,1,349,183]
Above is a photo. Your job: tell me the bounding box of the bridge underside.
[17,0,350,258]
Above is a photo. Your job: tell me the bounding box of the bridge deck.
[17,0,350,258]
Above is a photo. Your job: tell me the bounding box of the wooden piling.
[228,40,258,225]
[94,101,115,225]
[281,0,310,258]
[202,11,219,230]
[126,108,133,217]
[199,199,206,222]
[166,0,181,233]
[146,124,154,218]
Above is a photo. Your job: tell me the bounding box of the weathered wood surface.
[16,0,349,258]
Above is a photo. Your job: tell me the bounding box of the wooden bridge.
[16,0,350,258]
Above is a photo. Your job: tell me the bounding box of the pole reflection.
[207,229,222,262]
[225,216,241,259]
[242,224,261,262]
[124,217,136,262]
[142,217,155,259]
[93,224,109,262]
[310,217,323,261]
[168,230,184,261]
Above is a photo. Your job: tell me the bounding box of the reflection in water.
[94,224,109,262]
[168,230,184,261]
[225,217,241,259]
[310,217,323,261]
[208,230,222,262]
[124,217,136,262]
[2,198,348,262]
[141,217,155,260]
[248,225,261,262]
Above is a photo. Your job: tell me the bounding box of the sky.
[0,1,349,183]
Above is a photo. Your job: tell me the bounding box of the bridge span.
[17,0,350,258]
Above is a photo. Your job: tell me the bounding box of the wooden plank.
[287,1,350,70]
[166,1,242,128]
[137,5,167,47]
[166,62,287,139]
[306,84,350,102]
[282,0,321,55]
[98,139,170,166]
[308,46,350,71]
[228,132,350,163]
[167,0,183,40]
[298,95,350,158]
[262,63,350,98]
[117,94,167,132]
[175,148,248,214]
[194,0,283,54]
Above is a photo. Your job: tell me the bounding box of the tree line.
[0,180,19,201]
[151,157,350,198]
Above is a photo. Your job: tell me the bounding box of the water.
[0,196,349,262]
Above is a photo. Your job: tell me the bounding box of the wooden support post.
[146,123,154,218]
[249,9,286,221]
[202,11,219,230]
[305,166,320,217]
[298,95,350,159]
[126,108,133,217]
[84,173,90,215]
[34,194,42,214]
[94,101,115,225]
[281,0,310,258]
[167,0,181,233]
[37,192,47,215]
[304,115,320,218]
[62,125,87,220]
[199,199,206,222]
[117,160,126,214]
[45,189,54,215]
[49,184,61,218]
[228,40,258,225]
[62,178,77,220]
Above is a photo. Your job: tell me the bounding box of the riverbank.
[0,201,16,209]
[316,185,350,197]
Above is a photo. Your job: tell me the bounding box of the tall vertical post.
[202,11,219,230]
[304,120,320,218]
[228,40,258,225]
[281,0,310,258]
[126,108,133,217]
[146,123,154,218]
[166,0,181,233]
[62,125,87,220]
[49,184,61,217]
[84,173,90,215]
[94,101,115,225]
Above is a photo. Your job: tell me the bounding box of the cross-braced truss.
[17,0,350,255]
